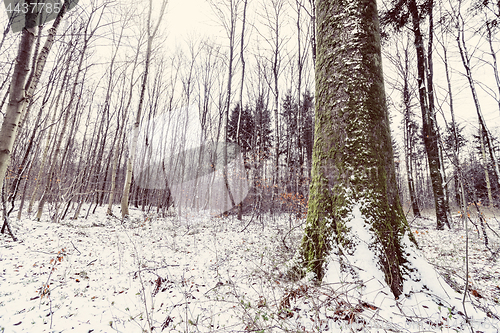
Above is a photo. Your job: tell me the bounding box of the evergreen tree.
[228,104,255,154]
[252,94,273,162]
[281,90,315,193]
[281,91,299,171]
[301,91,315,173]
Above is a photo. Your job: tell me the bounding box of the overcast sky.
[1,0,498,139]
[164,0,220,44]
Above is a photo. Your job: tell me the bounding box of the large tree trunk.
[299,0,416,298]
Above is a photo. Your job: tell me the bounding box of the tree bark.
[108,74,129,215]
[307,0,316,66]
[236,0,248,220]
[299,0,416,298]
[439,31,462,207]
[479,126,494,207]
[0,7,38,196]
[408,0,450,229]
[485,20,500,118]
[403,67,421,217]
[27,42,75,215]
[36,20,93,221]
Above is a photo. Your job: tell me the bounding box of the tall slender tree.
[258,0,287,202]
[454,0,500,207]
[384,34,422,217]
[121,0,168,217]
[1,2,71,234]
[382,0,451,229]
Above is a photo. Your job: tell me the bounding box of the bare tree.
[207,0,244,213]
[121,0,168,218]
[0,4,65,237]
[257,0,288,205]
[36,3,107,221]
[453,0,500,206]
[0,8,37,226]
[236,0,249,219]
[382,0,451,229]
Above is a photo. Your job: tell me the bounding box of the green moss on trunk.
[300,0,417,298]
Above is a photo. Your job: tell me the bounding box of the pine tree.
[252,94,273,162]
[228,104,255,155]
[301,91,315,174]
[281,91,299,173]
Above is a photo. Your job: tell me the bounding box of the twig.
[71,241,81,255]
[124,231,153,332]
[463,207,473,333]
[1,182,17,241]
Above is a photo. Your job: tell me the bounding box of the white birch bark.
[0,10,38,195]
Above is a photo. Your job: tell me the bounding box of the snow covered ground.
[1,205,499,332]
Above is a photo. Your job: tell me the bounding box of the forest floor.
[1,204,500,332]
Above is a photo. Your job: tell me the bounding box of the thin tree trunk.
[402,46,421,218]
[108,78,128,215]
[36,27,90,221]
[456,4,500,206]
[19,0,71,131]
[307,0,316,66]
[479,126,494,207]
[235,0,248,220]
[485,20,500,118]
[440,30,462,207]
[28,46,74,214]
[408,0,450,229]
[121,0,168,218]
[296,0,305,198]
[427,1,451,217]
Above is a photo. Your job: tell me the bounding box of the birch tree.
[0,5,54,236]
[0,6,39,203]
